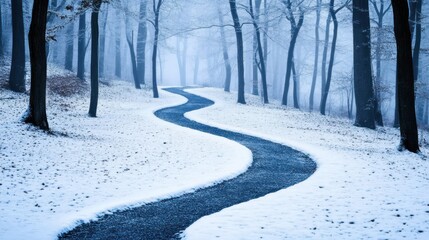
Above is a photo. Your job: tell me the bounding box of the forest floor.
[1,64,429,239]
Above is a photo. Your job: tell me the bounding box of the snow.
[182,88,429,240]
[0,75,251,240]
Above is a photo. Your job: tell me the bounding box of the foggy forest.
[0,0,428,239]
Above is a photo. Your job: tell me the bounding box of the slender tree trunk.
[413,0,423,122]
[353,0,375,129]
[176,37,187,86]
[23,0,49,130]
[374,3,385,126]
[320,0,339,115]
[127,31,140,89]
[250,0,268,103]
[89,1,101,117]
[292,62,299,108]
[9,0,26,92]
[321,13,331,109]
[99,6,108,78]
[218,7,232,92]
[137,0,147,84]
[115,9,121,78]
[64,22,74,71]
[229,0,246,104]
[77,12,86,80]
[151,0,162,98]
[281,6,303,106]
[392,0,419,153]
[309,0,321,112]
[0,2,4,58]
[252,31,259,95]
[263,0,268,64]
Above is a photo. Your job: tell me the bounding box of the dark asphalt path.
[59,88,317,240]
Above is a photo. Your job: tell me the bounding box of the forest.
[0,0,428,239]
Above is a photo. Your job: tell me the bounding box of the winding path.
[59,88,316,240]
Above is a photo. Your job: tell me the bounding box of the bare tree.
[309,0,321,112]
[23,0,49,130]
[391,0,419,153]
[229,0,246,104]
[88,0,102,117]
[320,0,350,115]
[281,0,304,108]
[137,0,148,85]
[217,6,232,92]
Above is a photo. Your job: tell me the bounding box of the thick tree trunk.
[229,0,246,104]
[137,0,147,84]
[77,12,86,80]
[353,0,375,129]
[9,0,26,92]
[23,0,49,130]
[64,22,74,71]
[309,0,321,112]
[392,0,419,153]
[218,7,232,92]
[281,7,303,106]
[99,6,108,78]
[88,1,101,117]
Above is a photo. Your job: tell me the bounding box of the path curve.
[59,88,316,240]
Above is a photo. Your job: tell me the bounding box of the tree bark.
[353,0,375,129]
[413,0,423,122]
[320,12,331,109]
[229,0,246,104]
[9,0,26,92]
[115,8,121,78]
[23,0,49,130]
[0,2,4,58]
[99,5,108,78]
[320,0,339,115]
[64,22,74,71]
[127,31,140,89]
[137,0,147,84]
[391,0,419,153]
[309,0,321,112]
[250,0,268,103]
[281,2,303,106]
[151,0,162,98]
[77,12,86,80]
[88,0,101,117]
[218,7,232,92]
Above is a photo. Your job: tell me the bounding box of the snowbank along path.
[59,87,317,239]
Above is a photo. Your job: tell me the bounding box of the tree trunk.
[281,6,303,106]
[0,2,4,58]
[413,0,423,122]
[374,1,385,126]
[64,22,74,71]
[320,0,339,115]
[391,0,419,153]
[137,0,147,84]
[320,12,331,109]
[292,62,299,108]
[250,0,268,103]
[229,0,246,104]
[252,31,259,95]
[23,0,49,130]
[9,0,26,92]
[309,0,321,112]
[127,31,140,89]
[218,7,232,92]
[353,0,375,129]
[151,0,162,98]
[77,12,86,80]
[176,37,188,86]
[99,5,108,78]
[88,1,101,117]
[115,8,121,78]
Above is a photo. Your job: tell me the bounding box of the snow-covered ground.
[1,69,428,240]
[0,73,251,239]
[182,88,429,240]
